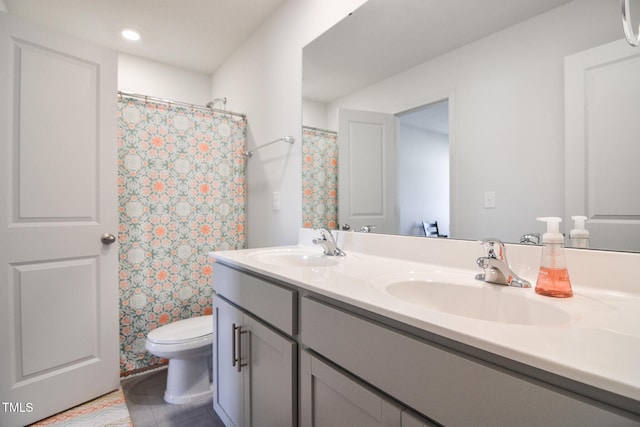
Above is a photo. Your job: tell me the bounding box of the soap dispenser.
[535,217,573,298]
[569,215,590,248]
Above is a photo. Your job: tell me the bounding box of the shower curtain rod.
[303,125,337,135]
[117,91,246,119]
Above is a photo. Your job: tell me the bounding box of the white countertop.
[210,230,640,403]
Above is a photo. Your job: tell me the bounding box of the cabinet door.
[246,316,296,427]
[213,297,246,427]
[214,296,296,427]
[301,351,401,427]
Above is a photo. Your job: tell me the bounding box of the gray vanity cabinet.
[212,263,639,427]
[300,296,638,427]
[213,265,297,427]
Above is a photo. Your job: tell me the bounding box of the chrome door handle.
[101,233,116,245]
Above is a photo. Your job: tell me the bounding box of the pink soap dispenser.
[535,217,573,298]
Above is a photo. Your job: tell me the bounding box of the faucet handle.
[477,239,506,261]
[313,228,346,256]
[520,233,541,245]
[315,227,333,240]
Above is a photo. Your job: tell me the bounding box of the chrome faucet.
[313,228,346,256]
[475,239,531,288]
[520,233,541,245]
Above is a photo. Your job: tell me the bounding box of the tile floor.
[120,368,224,427]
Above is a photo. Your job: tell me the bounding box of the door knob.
[101,233,116,245]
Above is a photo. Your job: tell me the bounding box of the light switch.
[272,191,281,211]
[484,191,495,209]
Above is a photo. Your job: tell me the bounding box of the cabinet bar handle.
[234,324,248,372]
[232,323,237,368]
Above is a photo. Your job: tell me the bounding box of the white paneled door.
[0,13,119,427]
[565,39,640,251]
[338,108,397,233]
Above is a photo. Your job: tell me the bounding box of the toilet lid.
[147,315,213,344]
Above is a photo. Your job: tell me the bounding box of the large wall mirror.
[302,0,640,252]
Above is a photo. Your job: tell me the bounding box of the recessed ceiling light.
[121,29,141,41]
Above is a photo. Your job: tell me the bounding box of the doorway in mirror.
[397,100,450,237]
[332,100,451,236]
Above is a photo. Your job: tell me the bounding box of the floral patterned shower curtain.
[117,97,247,375]
[302,126,338,229]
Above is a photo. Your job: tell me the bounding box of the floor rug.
[29,388,133,427]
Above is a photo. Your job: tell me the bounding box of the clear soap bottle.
[569,215,590,248]
[535,217,573,298]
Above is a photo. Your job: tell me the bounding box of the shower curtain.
[302,127,338,229]
[117,97,247,375]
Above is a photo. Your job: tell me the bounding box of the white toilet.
[145,315,213,404]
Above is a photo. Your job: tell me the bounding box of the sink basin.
[249,248,343,267]
[372,272,572,326]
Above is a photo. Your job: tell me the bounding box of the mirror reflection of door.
[338,109,396,233]
[337,101,450,236]
[565,39,640,251]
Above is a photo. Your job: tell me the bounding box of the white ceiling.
[4,0,287,74]
[4,0,577,88]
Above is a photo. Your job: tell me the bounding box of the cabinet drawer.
[214,264,295,336]
[301,297,636,427]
